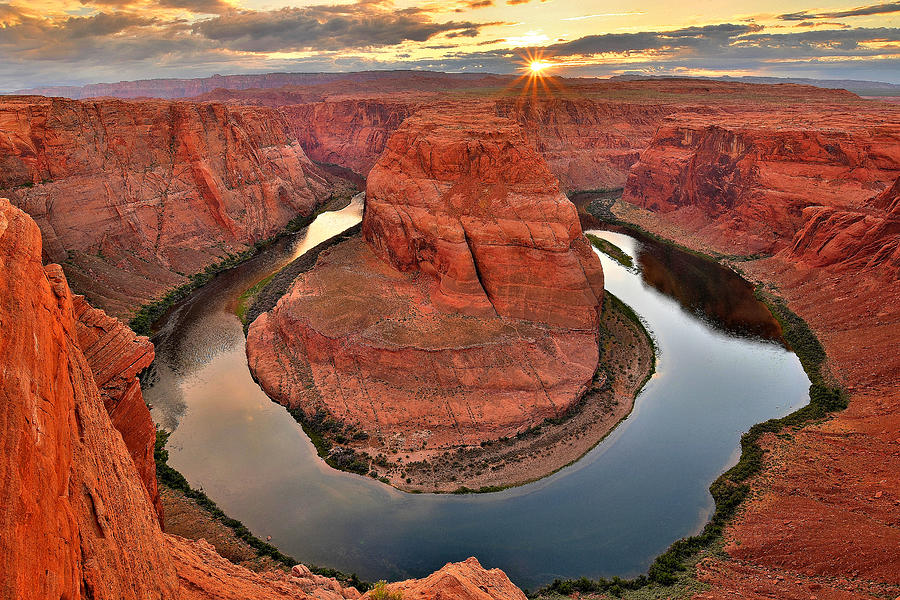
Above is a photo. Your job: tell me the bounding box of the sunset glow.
[0,0,898,90]
[529,60,551,74]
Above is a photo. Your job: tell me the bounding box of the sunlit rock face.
[247,107,603,452]
[622,107,900,257]
[363,106,604,329]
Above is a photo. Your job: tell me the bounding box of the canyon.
[0,96,344,318]
[1,72,899,598]
[0,197,524,600]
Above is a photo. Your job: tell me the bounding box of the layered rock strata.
[617,104,900,597]
[247,108,603,453]
[0,96,334,317]
[622,107,900,256]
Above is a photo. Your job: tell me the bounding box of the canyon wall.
[282,100,417,176]
[0,196,526,599]
[247,107,603,457]
[617,103,900,597]
[494,97,670,191]
[0,96,335,317]
[622,107,900,256]
[0,197,180,599]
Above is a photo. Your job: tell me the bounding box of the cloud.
[561,12,646,21]
[779,1,900,21]
[192,2,497,52]
[543,23,763,56]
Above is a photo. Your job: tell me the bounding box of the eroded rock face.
[283,100,417,176]
[494,97,668,191]
[622,107,900,256]
[364,107,604,329]
[787,175,900,279]
[0,197,180,599]
[0,96,333,317]
[248,108,603,453]
[64,276,163,520]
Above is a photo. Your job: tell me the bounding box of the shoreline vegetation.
[586,233,635,270]
[129,190,356,337]
[528,192,850,598]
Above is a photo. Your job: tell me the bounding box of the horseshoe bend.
[244,107,644,491]
[1,69,899,600]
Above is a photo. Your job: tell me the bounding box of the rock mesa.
[247,108,603,453]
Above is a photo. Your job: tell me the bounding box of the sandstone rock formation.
[622,107,900,256]
[247,108,603,454]
[0,197,180,599]
[283,100,417,176]
[1,196,525,599]
[65,276,163,519]
[363,107,604,328]
[0,96,334,317]
[616,102,900,596]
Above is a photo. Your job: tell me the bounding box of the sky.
[1,0,899,90]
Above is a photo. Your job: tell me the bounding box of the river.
[144,198,810,589]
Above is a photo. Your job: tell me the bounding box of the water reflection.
[634,237,783,342]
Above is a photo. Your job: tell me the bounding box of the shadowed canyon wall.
[0,96,336,318]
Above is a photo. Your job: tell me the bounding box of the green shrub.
[370,581,403,600]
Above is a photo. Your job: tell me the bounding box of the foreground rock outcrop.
[365,557,527,600]
[0,197,526,599]
[247,108,603,462]
[0,96,337,317]
[0,197,180,598]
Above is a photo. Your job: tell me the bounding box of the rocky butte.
[0,197,525,600]
[247,106,604,467]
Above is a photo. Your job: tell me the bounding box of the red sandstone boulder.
[363,558,527,600]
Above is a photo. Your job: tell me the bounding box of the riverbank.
[130,190,357,336]
[394,288,655,493]
[532,192,900,599]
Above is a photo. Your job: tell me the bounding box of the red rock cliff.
[283,100,417,177]
[622,106,900,255]
[0,96,334,317]
[0,197,180,599]
[364,106,604,329]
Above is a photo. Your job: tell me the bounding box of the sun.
[529,60,551,74]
